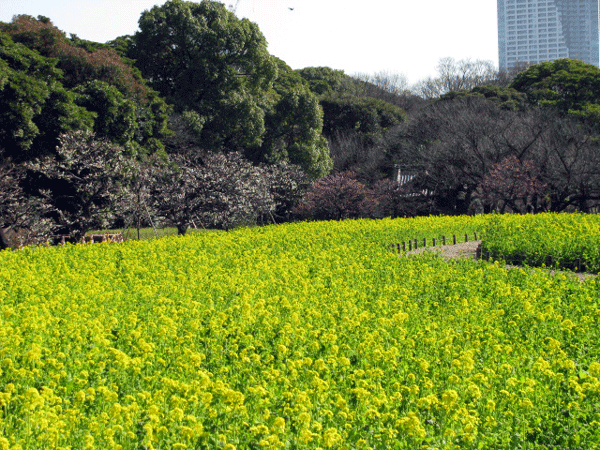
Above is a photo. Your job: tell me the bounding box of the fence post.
[414,239,418,250]
[474,232,478,240]
[432,237,436,247]
[465,234,468,243]
[402,241,406,252]
[453,235,457,245]
[408,240,412,251]
[423,238,427,248]
[442,236,446,245]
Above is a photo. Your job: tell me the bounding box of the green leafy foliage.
[1,15,147,96]
[480,212,600,273]
[320,95,406,137]
[1,15,172,158]
[0,31,93,159]
[439,85,528,111]
[296,66,354,96]
[257,58,332,179]
[511,58,600,124]
[131,0,276,151]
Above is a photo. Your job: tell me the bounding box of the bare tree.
[395,97,558,214]
[327,130,388,183]
[351,71,409,98]
[534,116,600,212]
[150,151,275,233]
[413,57,498,99]
[394,94,600,214]
[494,61,533,88]
[26,131,134,242]
[0,151,55,249]
[474,156,547,213]
[294,171,376,220]
[349,70,425,114]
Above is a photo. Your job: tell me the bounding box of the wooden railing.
[54,233,124,245]
[391,232,479,252]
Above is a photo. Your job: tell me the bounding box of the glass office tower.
[498,0,600,72]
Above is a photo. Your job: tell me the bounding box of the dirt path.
[406,240,596,281]
[408,240,482,260]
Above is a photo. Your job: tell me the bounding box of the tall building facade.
[498,0,600,72]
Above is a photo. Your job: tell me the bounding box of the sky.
[0,0,499,85]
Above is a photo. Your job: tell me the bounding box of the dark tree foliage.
[256,58,332,180]
[0,31,94,160]
[262,161,310,222]
[474,156,547,213]
[131,0,276,149]
[27,130,136,241]
[511,59,600,121]
[128,1,330,178]
[1,15,146,96]
[439,85,528,111]
[320,96,406,138]
[0,150,55,249]
[296,66,354,97]
[149,151,275,234]
[294,171,376,221]
[1,15,172,158]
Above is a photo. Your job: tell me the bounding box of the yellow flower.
[589,362,600,377]
[441,389,459,409]
[297,412,311,426]
[271,417,286,434]
[323,428,342,448]
[299,428,317,444]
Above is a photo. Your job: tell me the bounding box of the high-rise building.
[498,0,600,72]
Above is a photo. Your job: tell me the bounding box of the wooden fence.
[391,232,479,252]
[54,233,124,245]
[391,232,594,273]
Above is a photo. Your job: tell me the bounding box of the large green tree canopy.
[0,15,171,159]
[511,58,600,125]
[259,58,332,179]
[0,31,93,160]
[127,0,331,179]
[130,0,276,150]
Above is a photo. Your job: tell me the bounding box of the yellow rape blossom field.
[1,215,600,449]
[481,212,600,273]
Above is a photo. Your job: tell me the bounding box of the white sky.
[0,0,499,85]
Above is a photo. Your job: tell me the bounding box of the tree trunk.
[0,227,11,250]
[177,224,188,235]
